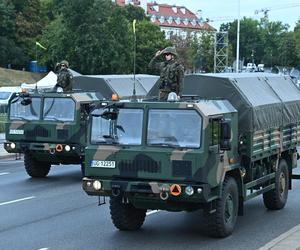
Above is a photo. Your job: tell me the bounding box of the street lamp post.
[236,0,240,73]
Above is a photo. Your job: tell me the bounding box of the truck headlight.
[10,143,16,149]
[185,186,194,196]
[93,180,102,190]
[65,145,71,152]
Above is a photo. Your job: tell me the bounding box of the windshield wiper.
[45,116,66,122]
[148,142,180,148]
[102,135,120,144]
[11,116,30,121]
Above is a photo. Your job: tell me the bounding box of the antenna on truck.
[132,19,137,101]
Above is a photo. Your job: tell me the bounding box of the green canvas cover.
[74,74,159,99]
[182,73,300,133]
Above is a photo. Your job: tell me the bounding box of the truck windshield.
[147,109,202,148]
[0,92,11,100]
[43,98,75,122]
[9,97,41,121]
[91,108,143,145]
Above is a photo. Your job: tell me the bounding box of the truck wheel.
[204,177,239,238]
[109,197,146,231]
[81,162,85,177]
[24,152,51,178]
[263,159,289,210]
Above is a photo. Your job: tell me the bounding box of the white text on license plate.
[91,160,116,168]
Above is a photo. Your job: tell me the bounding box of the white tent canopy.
[21,71,57,90]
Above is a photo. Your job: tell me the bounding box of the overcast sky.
[154,0,300,30]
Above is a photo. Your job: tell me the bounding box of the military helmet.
[60,60,69,68]
[161,47,178,57]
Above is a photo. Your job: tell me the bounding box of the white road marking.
[258,224,300,250]
[37,248,49,250]
[0,196,35,206]
[0,160,23,164]
[0,172,10,176]
[146,210,160,216]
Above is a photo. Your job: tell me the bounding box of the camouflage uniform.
[149,47,184,100]
[55,60,73,92]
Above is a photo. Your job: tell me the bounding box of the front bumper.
[82,177,211,203]
[4,141,83,163]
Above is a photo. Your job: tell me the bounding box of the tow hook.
[160,191,169,200]
[112,186,121,197]
[159,184,170,200]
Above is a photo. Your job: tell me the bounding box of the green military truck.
[4,74,159,178]
[4,91,103,177]
[82,73,300,237]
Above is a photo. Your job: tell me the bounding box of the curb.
[0,153,21,160]
[259,224,300,250]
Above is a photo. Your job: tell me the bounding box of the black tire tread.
[24,152,51,178]
[110,197,146,231]
[204,176,238,238]
[263,159,289,210]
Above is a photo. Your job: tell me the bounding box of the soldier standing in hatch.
[54,60,73,92]
[149,47,184,100]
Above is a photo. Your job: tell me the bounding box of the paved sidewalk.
[0,133,18,159]
[259,224,300,250]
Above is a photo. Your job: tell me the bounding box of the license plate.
[91,160,116,168]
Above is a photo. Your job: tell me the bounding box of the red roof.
[114,1,215,31]
[147,3,196,19]
[116,0,125,6]
[147,2,214,31]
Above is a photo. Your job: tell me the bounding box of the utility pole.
[236,0,240,73]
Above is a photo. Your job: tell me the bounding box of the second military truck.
[83,73,300,237]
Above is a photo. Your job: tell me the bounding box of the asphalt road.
[1,159,300,250]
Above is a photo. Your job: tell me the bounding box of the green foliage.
[220,17,298,68]
[294,21,300,68]
[0,114,7,133]
[123,4,148,22]
[0,0,25,66]
[39,0,168,75]
[169,31,215,73]
[135,20,170,74]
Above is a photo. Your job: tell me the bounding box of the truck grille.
[57,129,68,140]
[25,126,49,138]
[118,154,161,175]
[172,160,192,177]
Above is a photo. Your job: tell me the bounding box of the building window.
[175,17,181,25]
[168,16,173,24]
[183,18,188,26]
[151,15,156,23]
[180,7,186,14]
[172,6,177,13]
[159,16,165,23]
[191,19,196,26]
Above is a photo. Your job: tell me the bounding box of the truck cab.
[83,96,239,236]
[4,90,103,177]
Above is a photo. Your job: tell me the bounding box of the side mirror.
[21,98,32,106]
[100,110,118,120]
[220,120,231,151]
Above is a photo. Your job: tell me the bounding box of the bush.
[0,114,7,133]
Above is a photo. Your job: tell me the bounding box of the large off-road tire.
[204,177,239,238]
[81,162,85,177]
[24,152,51,178]
[109,196,146,231]
[263,159,289,210]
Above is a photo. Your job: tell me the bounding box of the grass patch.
[0,113,7,133]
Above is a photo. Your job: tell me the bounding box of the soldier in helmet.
[149,47,184,100]
[54,60,73,92]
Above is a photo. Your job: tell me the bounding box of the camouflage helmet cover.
[161,47,178,57]
[60,60,69,68]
